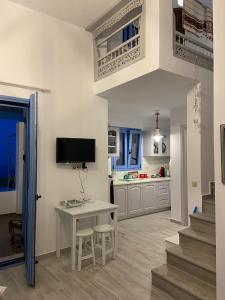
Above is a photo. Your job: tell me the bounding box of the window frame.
[112,128,142,171]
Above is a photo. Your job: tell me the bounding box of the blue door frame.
[0,94,37,287]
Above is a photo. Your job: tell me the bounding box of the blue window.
[122,24,136,42]
[112,128,142,171]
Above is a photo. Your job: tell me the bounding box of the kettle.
[159,167,165,177]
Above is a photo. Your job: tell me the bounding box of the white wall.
[214,0,225,298]
[159,0,214,201]
[0,191,16,215]
[0,0,108,256]
[170,107,187,222]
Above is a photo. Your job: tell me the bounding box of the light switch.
[192,181,198,188]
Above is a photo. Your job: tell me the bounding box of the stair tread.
[167,245,216,273]
[203,198,215,204]
[152,264,216,300]
[151,287,176,300]
[190,213,215,223]
[179,228,216,246]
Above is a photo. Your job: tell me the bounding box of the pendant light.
[178,0,183,6]
[153,112,164,142]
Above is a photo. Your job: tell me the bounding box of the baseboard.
[36,247,70,259]
[118,207,171,221]
[170,218,182,225]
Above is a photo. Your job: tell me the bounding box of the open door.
[0,94,37,285]
[24,94,37,286]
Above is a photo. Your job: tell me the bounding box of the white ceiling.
[104,70,194,118]
[9,0,121,28]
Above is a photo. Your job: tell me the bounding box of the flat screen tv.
[56,138,95,163]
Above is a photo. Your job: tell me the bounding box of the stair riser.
[190,218,215,236]
[167,253,216,286]
[202,202,215,215]
[179,235,216,257]
[152,273,200,300]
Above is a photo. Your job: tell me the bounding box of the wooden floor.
[0,211,182,300]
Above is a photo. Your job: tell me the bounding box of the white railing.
[175,30,213,60]
[97,30,141,79]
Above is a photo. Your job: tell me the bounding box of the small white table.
[55,200,118,270]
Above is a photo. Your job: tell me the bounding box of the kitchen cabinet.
[114,185,127,218]
[142,183,157,211]
[143,131,170,157]
[127,185,142,215]
[108,127,120,157]
[114,180,170,220]
[157,181,170,208]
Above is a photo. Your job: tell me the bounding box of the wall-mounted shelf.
[143,131,170,157]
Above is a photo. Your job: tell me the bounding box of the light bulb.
[153,129,164,143]
[178,0,183,6]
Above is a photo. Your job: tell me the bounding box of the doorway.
[0,94,37,287]
[0,106,25,262]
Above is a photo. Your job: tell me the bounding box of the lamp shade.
[153,129,164,142]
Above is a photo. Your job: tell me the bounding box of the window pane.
[116,132,126,166]
[130,133,140,166]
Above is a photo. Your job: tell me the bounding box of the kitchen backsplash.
[108,156,170,180]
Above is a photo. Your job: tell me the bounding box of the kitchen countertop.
[113,177,171,186]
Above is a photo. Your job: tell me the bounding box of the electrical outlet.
[192,181,198,188]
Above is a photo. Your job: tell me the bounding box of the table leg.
[56,211,61,258]
[113,210,118,258]
[71,218,77,271]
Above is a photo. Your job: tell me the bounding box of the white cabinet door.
[142,183,157,211]
[114,185,127,218]
[108,127,120,157]
[127,185,142,215]
[156,181,170,208]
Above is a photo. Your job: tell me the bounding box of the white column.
[187,85,202,216]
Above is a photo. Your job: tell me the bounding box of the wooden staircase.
[152,183,216,300]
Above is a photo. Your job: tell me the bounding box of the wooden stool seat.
[76,228,94,237]
[94,224,114,233]
[94,224,115,266]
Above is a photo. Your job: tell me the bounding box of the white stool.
[94,224,115,265]
[76,228,95,271]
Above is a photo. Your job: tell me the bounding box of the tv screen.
[56,138,95,163]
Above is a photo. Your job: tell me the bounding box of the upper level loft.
[173,0,213,71]
[88,0,213,91]
[89,0,145,81]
